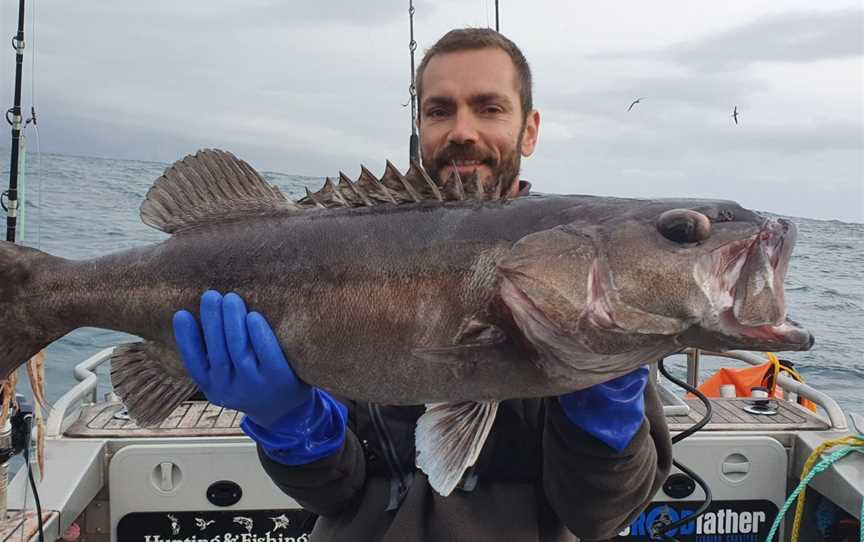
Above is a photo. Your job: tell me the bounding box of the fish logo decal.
[194,517,215,531]
[270,514,291,532]
[233,516,254,533]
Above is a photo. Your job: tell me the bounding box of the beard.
[422,129,524,194]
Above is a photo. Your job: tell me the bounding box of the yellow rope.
[0,369,19,426]
[25,350,47,481]
[789,435,864,541]
[765,352,807,389]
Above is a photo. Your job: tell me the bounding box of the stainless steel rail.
[47,346,850,436]
[684,349,848,430]
[46,347,115,438]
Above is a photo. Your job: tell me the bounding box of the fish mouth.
[691,218,814,351]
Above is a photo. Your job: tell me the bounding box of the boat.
[1,2,861,542]
[0,349,860,541]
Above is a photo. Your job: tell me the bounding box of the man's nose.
[447,110,479,145]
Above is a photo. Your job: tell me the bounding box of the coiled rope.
[764,434,864,542]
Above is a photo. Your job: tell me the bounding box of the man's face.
[418,48,540,196]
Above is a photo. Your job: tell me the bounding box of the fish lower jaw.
[710,310,813,351]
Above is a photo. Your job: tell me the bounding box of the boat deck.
[667,397,830,431]
[0,511,58,542]
[63,396,831,438]
[65,401,244,437]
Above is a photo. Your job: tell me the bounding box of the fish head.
[604,200,813,352]
[498,199,813,362]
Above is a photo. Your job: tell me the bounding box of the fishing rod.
[495,0,499,32]
[406,0,419,164]
[403,0,501,165]
[4,0,27,243]
[1,2,45,540]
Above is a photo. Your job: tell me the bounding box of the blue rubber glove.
[173,290,347,465]
[558,366,649,452]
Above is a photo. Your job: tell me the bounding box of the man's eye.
[426,109,448,118]
[482,105,504,114]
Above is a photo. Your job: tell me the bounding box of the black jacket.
[257,379,672,541]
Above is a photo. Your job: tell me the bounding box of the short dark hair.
[415,28,533,120]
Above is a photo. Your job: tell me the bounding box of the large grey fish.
[0,149,812,495]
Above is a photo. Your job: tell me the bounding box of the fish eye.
[657,209,712,244]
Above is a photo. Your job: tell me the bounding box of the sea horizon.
[2,147,861,226]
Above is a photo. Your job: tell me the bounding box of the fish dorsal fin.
[405,159,444,201]
[141,149,298,234]
[381,160,421,203]
[297,160,509,209]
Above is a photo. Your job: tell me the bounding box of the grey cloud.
[539,72,767,116]
[668,10,863,68]
[13,1,863,224]
[592,10,863,69]
[41,0,414,29]
[35,108,344,176]
[258,0,426,25]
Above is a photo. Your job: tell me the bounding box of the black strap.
[367,403,412,510]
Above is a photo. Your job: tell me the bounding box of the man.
[173,28,672,541]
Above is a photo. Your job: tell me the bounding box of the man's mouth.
[451,160,483,167]
[443,160,491,179]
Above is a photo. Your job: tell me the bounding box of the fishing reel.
[0,393,36,463]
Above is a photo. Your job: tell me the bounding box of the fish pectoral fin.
[415,400,499,497]
[412,318,512,366]
[454,316,507,345]
[110,341,198,427]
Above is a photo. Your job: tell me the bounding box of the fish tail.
[0,240,61,380]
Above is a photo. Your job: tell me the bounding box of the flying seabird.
[731,106,739,125]
[627,97,642,112]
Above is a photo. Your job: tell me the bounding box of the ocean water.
[2,151,863,418]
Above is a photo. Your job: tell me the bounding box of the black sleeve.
[256,427,367,518]
[542,379,673,540]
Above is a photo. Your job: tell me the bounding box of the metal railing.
[46,347,115,438]
[681,349,848,430]
[46,346,850,436]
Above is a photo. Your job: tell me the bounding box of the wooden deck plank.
[87,404,123,429]
[178,402,208,428]
[198,403,223,428]
[668,397,829,432]
[0,511,57,541]
[104,417,133,430]
[214,407,240,428]
[63,396,829,438]
[770,404,806,424]
[159,403,190,429]
[64,401,246,437]
[711,398,755,424]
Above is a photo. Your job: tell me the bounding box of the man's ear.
[520,110,540,157]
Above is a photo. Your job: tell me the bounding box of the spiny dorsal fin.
[441,170,466,201]
[304,187,326,208]
[338,172,373,207]
[297,160,512,210]
[381,161,421,203]
[405,160,444,201]
[358,165,398,204]
[319,177,349,208]
[141,149,297,234]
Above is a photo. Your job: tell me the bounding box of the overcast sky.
[1,1,862,222]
